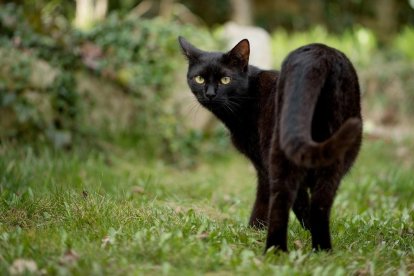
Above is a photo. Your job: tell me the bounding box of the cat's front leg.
[248,170,269,229]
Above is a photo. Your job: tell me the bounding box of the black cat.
[178,36,362,252]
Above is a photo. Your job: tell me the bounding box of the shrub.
[0,3,218,162]
[393,27,414,61]
[271,26,377,68]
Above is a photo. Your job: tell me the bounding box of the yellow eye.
[220,76,231,85]
[194,75,205,84]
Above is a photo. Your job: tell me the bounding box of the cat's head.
[178,36,250,111]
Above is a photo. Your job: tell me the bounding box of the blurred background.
[1,0,413,165]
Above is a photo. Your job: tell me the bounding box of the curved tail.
[279,61,362,168]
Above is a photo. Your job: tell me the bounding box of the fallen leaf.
[131,186,145,194]
[253,257,262,266]
[293,240,303,250]
[59,249,80,266]
[80,42,103,70]
[354,268,370,276]
[9,259,38,275]
[196,232,209,240]
[174,206,183,213]
[101,235,111,248]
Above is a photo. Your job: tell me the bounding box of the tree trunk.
[304,0,323,26]
[230,0,253,25]
[375,0,397,44]
[160,0,175,20]
[74,0,108,29]
[94,0,108,21]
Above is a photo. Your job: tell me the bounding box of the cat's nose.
[206,93,215,100]
[205,86,216,100]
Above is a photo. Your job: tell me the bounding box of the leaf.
[293,240,303,250]
[101,228,120,248]
[101,235,111,248]
[80,42,103,70]
[195,231,209,240]
[59,249,80,266]
[9,259,38,275]
[131,186,145,194]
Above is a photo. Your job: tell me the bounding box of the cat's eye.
[220,76,231,85]
[194,75,205,84]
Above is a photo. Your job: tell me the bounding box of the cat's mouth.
[198,96,222,104]
[198,98,221,108]
[198,99,216,108]
[198,98,238,113]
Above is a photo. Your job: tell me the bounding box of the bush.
[393,27,414,61]
[0,3,218,162]
[271,26,377,68]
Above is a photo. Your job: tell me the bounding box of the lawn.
[0,136,413,275]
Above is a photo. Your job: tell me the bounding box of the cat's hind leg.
[292,183,311,230]
[309,169,341,251]
[265,160,305,252]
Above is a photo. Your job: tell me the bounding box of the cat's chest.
[230,128,262,166]
[257,97,278,160]
[226,99,277,169]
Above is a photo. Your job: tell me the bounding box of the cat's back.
[282,43,357,78]
[254,69,280,160]
[285,43,348,61]
[280,43,360,111]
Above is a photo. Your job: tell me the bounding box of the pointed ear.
[178,36,204,60]
[223,39,250,71]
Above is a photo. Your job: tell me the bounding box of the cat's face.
[178,37,250,111]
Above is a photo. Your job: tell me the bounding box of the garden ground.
[1,134,413,275]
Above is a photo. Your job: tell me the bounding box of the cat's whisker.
[189,104,199,118]
[228,99,241,106]
[228,96,255,100]
[223,101,236,115]
[226,100,241,112]
[184,101,200,117]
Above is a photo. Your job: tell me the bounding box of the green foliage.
[0,3,218,162]
[2,2,413,160]
[82,14,180,91]
[0,3,81,144]
[271,26,377,68]
[76,14,218,162]
[393,27,414,60]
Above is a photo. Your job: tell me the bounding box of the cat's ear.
[224,39,250,71]
[178,36,204,60]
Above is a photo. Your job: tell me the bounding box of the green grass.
[1,137,414,275]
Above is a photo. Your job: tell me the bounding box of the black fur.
[179,36,362,252]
